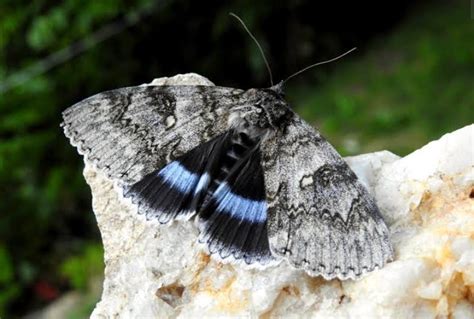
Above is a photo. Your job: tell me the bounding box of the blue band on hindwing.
[157,161,200,194]
[194,173,211,194]
[124,132,272,265]
[213,183,267,223]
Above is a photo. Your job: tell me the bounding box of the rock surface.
[84,74,474,318]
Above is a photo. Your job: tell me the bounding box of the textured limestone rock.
[84,74,474,318]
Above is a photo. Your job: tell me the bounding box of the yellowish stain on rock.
[281,285,301,297]
[259,285,302,319]
[188,256,249,315]
[188,252,211,294]
[414,178,471,222]
[435,242,454,266]
[307,275,327,292]
[411,177,474,317]
[210,277,250,314]
[413,177,474,239]
[260,276,334,319]
[443,272,474,315]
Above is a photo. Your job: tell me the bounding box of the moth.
[61,17,393,280]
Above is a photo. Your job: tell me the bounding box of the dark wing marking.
[262,115,394,279]
[198,146,274,265]
[122,132,230,223]
[61,85,242,185]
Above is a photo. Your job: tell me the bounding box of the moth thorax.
[229,112,270,139]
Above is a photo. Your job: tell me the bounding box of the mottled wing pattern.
[262,115,394,279]
[61,85,242,185]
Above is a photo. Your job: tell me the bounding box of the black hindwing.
[124,130,273,264]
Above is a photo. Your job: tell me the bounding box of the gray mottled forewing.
[61,85,242,185]
[262,115,394,280]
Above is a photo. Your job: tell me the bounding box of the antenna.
[283,47,357,84]
[229,13,274,86]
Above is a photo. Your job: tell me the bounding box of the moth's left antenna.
[229,13,274,86]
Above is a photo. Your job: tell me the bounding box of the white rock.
[84,74,474,319]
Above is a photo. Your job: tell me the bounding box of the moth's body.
[62,82,394,280]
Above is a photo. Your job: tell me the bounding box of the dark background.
[1,0,472,316]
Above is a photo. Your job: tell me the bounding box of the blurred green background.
[0,0,473,317]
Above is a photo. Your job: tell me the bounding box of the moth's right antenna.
[229,13,274,86]
[283,47,357,84]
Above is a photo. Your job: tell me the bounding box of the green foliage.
[290,2,474,156]
[0,245,20,316]
[60,244,104,291]
[0,0,155,315]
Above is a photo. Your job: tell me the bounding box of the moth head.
[228,13,355,133]
[236,83,292,131]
